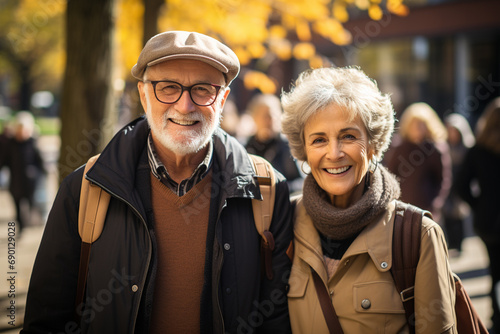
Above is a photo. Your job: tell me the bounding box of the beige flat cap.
[131,30,240,85]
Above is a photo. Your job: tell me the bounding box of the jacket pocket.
[287,264,310,298]
[353,281,405,314]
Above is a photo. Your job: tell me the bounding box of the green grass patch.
[35,117,61,135]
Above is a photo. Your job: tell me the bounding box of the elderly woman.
[281,67,457,333]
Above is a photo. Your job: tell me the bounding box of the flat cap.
[131,30,240,85]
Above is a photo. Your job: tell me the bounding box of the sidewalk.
[0,134,59,333]
[449,235,492,329]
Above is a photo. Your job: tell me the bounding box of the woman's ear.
[368,146,375,162]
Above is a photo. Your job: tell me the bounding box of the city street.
[0,135,494,333]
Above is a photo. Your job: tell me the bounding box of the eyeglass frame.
[143,80,223,107]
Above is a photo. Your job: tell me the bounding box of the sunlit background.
[1,0,500,332]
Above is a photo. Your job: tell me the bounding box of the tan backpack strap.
[391,201,431,334]
[249,154,276,280]
[75,154,110,315]
[78,154,110,243]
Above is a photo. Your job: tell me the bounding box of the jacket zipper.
[87,178,152,334]
[213,199,227,334]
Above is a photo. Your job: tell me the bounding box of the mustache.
[162,110,205,124]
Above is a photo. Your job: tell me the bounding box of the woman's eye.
[312,138,325,144]
[343,134,356,140]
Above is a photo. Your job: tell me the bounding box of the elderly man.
[22,31,293,334]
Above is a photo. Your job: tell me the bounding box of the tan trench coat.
[288,198,457,334]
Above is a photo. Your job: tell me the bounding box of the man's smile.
[169,118,199,126]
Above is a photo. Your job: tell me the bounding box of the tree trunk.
[17,63,32,111]
[127,0,165,120]
[143,0,164,45]
[58,0,115,181]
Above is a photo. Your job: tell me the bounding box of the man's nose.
[174,90,196,113]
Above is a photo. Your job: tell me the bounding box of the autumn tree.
[2,0,410,181]
[116,0,409,96]
[58,0,115,180]
[0,0,64,111]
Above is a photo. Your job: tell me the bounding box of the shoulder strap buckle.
[400,286,415,302]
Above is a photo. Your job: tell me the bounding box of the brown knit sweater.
[149,171,212,334]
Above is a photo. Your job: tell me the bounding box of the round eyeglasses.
[144,80,223,106]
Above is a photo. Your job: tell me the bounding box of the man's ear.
[219,88,231,110]
[137,81,147,111]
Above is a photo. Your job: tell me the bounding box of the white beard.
[145,93,222,156]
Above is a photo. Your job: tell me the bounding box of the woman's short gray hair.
[281,66,395,162]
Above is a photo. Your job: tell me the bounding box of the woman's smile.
[324,166,351,175]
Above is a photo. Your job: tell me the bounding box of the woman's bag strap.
[391,201,431,334]
[311,268,344,334]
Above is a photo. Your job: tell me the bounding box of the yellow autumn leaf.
[293,1,329,20]
[244,71,277,94]
[269,25,288,39]
[368,4,383,20]
[293,42,316,60]
[116,0,144,74]
[387,0,410,16]
[247,43,267,58]
[309,55,325,69]
[296,21,311,41]
[233,47,252,66]
[269,39,292,61]
[355,0,370,10]
[281,13,298,30]
[329,28,352,45]
[313,18,343,38]
[333,3,349,23]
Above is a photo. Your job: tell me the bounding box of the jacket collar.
[344,200,396,272]
[294,198,396,279]
[85,117,261,207]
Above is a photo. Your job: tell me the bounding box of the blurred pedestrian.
[2,112,45,234]
[245,93,303,194]
[442,113,475,255]
[0,119,14,188]
[455,97,500,333]
[385,102,452,223]
[220,98,239,137]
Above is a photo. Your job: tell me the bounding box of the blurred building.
[286,0,500,128]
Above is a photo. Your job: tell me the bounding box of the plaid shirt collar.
[147,132,213,196]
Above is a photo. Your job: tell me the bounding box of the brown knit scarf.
[303,165,401,240]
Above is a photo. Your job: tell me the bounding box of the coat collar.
[294,198,397,280]
[85,117,261,207]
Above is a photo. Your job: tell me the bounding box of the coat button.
[131,285,139,292]
[225,288,232,295]
[380,261,388,269]
[361,299,371,309]
[224,243,231,251]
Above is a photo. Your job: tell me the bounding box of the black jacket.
[455,144,500,240]
[2,136,45,200]
[22,117,293,334]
